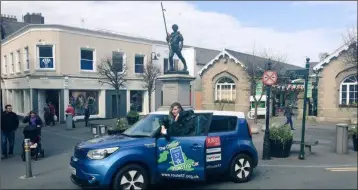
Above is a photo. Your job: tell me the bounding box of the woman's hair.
[169,102,183,118]
[29,111,37,116]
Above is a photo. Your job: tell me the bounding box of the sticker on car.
[206,136,221,147]
[206,153,221,162]
[206,147,221,154]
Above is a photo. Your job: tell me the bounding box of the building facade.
[313,43,358,123]
[1,24,162,122]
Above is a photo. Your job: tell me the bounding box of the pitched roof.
[312,43,352,71]
[0,20,28,39]
[194,47,221,65]
[198,48,303,76]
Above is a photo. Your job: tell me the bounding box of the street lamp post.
[262,61,272,160]
[298,57,311,160]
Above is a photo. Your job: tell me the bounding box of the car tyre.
[113,164,149,190]
[229,154,253,183]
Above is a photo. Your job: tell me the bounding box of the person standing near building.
[65,104,76,128]
[84,104,90,127]
[1,105,19,159]
[284,104,295,130]
[48,102,56,126]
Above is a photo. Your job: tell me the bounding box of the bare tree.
[139,59,161,113]
[244,48,288,124]
[342,26,357,67]
[97,56,126,119]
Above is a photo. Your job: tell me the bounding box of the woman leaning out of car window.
[160,102,196,137]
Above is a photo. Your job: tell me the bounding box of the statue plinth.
[157,73,195,111]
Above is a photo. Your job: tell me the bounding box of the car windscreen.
[122,114,167,137]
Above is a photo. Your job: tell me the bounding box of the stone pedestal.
[157,74,195,111]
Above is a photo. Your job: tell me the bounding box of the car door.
[207,115,238,173]
[156,113,212,181]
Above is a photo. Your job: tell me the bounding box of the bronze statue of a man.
[166,24,188,71]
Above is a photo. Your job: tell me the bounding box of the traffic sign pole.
[298,58,310,160]
[262,62,277,160]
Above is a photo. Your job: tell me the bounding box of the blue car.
[70,110,258,190]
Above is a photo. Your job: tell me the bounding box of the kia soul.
[70,110,258,190]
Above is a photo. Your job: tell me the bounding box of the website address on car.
[161,173,199,180]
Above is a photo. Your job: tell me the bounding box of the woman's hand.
[161,125,167,135]
[37,125,41,128]
[174,113,180,122]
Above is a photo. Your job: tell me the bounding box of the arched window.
[340,75,358,105]
[215,77,236,101]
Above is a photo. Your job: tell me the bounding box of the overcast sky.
[1,1,357,66]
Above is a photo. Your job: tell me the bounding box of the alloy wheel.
[120,170,144,190]
[235,158,251,179]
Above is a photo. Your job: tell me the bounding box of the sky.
[1,1,357,67]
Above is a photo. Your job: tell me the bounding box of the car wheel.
[113,164,149,190]
[229,154,253,183]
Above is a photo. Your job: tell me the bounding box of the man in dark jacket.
[1,104,19,159]
[284,105,295,130]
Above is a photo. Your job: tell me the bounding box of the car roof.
[149,110,246,119]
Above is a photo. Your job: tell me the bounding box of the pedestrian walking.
[44,105,50,127]
[284,104,295,130]
[65,104,76,128]
[48,102,56,126]
[84,104,90,127]
[1,105,19,159]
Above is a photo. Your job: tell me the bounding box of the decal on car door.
[158,141,199,171]
[205,136,222,162]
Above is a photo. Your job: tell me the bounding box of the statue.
[166,24,188,72]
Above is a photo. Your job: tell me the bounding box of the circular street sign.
[262,70,278,86]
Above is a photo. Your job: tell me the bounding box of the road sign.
[256,80,263,96]
[307,82,312,98]
[262,70,278,86]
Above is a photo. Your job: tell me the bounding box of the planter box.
[107,129,126,135]
[269,139,293,158]
[353,135,358,152]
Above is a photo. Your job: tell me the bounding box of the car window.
[123,114,168,137]
[208,115,237,133]
[169,113,212,137]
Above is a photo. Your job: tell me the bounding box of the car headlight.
[87,147,119,160]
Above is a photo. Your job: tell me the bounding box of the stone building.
[313,43,357,123]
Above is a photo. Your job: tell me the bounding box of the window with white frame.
[112,51,124,72]
[135,54,144,73]
[80,49,94,71]
[10,53,14,73]
[16,50,21,72]
[24,47,30,71]
[2,55,7,74]
[215,77,236,101]
[38,45,54,69]
[340,75,358,105]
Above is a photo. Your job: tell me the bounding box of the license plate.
[69,166,76,176]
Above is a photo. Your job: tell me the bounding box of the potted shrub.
[107,118,128,135]
[348,126,358,151]
[269,123,294,158]
[127,110,139,125]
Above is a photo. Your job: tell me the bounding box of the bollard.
[66,114,73,130]
[335,123,349,154]
[99,125,107,136]
[24,139,33,178]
